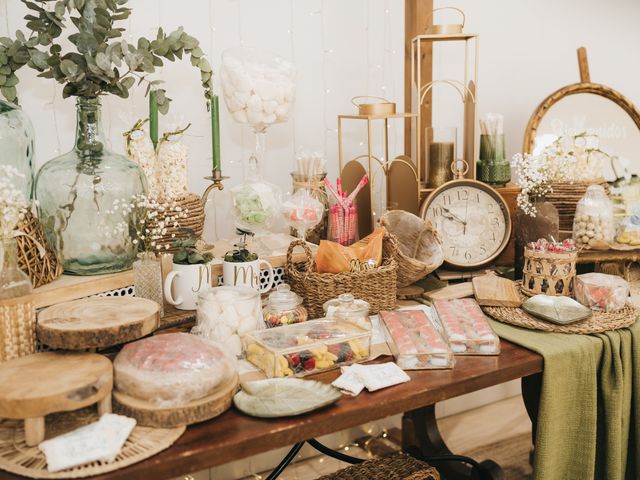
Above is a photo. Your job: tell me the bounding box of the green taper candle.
[211,95,221,171]
[149,89,158,149]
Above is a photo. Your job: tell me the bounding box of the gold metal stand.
[202,169,228,204]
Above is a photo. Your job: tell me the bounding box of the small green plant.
[224,228,258,263]
[172,229,213,265]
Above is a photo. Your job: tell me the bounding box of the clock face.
[422,181,510,268]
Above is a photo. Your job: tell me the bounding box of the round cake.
[114,333,235,407]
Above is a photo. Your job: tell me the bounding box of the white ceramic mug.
[222,259,275,293]
[164,262,215,310]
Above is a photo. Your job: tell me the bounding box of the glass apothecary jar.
[323,294,370,330]
[0,100,35,199]
[35,98,147,275]
[263,283,308,328]
[572,185,615,248]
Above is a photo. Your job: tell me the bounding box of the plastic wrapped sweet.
[281,189,323,239]
[263,283,308,328]
[192,286,264,357]
[221,47,295,130]
[113,333,236,408]
[243,319,371,378]
[380,310,454,370]
[574,272,629,312]
[572,185,615,248]
[433,299,500,355]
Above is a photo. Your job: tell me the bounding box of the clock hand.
[463,196,469,235]
[442,206,466,225]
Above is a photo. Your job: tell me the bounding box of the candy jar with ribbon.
[263,283,308,328]
[281,188,323,240]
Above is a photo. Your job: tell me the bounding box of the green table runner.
[488,318,640,480]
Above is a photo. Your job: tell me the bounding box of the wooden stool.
[0,352,113,446]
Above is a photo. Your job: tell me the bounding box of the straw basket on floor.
[521,247,577,296]
[14,210,62,288]
[317,452,440,480]
[380,211,444,287]
[285,234,398,318]
[151,193,205,252]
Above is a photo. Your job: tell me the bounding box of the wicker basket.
[14,210,62,288]
[285,235,398,318]
[152,192,205,252]
[380,211,444,288]
[546,179,609,232]
[317,452,440,480]
[522,248,577,296]
[0,295,36,363]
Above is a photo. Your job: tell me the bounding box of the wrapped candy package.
[113,333,236,408]
[243,319,371,378]
[433,299,500,355]
[574,272,629,312]
[379,310,454,370]
[193,286,264,357]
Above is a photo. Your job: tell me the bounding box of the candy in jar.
[572,185,615,248]
[263,283,308,328]
[323,293,371,330]
[281,189,323,239]
[192,286,263,357]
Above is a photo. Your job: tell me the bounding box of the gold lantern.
[338,97,419,238]
[411,7,479,194]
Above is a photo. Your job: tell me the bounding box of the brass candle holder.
[202,169,228,204]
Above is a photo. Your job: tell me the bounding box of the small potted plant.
[164,229,213,310]
[223,229,275,293]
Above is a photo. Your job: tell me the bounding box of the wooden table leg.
[402,405,505,480]
[97,394,112,415]
[24,417,45,446]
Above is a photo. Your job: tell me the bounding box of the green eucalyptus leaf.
[59,58,78,76]
[1,86,17,102]
[95,51,110,71]
[198,57,211,73]
[4,73,18,87]
[121,76,134,89]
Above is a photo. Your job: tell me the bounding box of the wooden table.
[1,340,542,480]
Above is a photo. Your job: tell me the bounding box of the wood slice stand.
[37,297,159,350]
[113,374,239,428]
[0,352,113,446]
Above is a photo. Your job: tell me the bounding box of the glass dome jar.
[35,97,147,275]
[572,184,615,248]
[263,283,308,328]
[323,294,371,330]
[0,100,35,199]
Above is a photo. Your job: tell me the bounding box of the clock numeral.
[464,250,472,261]
[475,193,480,202]
[457,189,469,201]
[490,232,497,242]
[480,245,487,255]
[490,217,500,228]
[487,202,495,212]
[449,246,458,257]
[429,206,443,217]
[442,194,452,206]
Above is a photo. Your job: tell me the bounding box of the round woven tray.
[0,407,185,479]
[484,286,637,334]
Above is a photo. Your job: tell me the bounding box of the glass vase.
[0,99,35,199]
[133,252,164,317]
[35,97,147,275]
[290,173,329,244]
[0,237,35,362]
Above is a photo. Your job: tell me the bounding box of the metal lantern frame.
[411,30,479,191]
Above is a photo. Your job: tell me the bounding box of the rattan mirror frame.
[522,82,640,155]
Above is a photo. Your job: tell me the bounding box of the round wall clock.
[420,165,511,269]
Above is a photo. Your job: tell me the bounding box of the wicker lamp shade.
[151,193,205,252]
[14,210,62,288]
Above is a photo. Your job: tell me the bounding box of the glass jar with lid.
[263,283,308,328]
[323,294,371,330]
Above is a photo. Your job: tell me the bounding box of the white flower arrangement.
[512,133,609,217]
[0,166,30,239]
[107,194,188,254]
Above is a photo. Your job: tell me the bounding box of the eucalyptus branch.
[0,0,213,111]
[157,123,192,149]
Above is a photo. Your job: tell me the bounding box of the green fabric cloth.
[488,318,640,480]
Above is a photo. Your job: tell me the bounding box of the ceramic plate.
[522,295,592,325]
[233,378,342,418]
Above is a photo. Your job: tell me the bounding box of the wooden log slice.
[0,352,112,419]
[113,374,239,428]
[37,297,159,350]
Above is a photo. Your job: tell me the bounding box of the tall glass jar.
[35,98,147,275]
[290,173,329,244]
[0,100,35,199]
[0,237,36,362]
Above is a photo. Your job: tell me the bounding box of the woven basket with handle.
[14,210,62,288]
[285,234,398,319]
